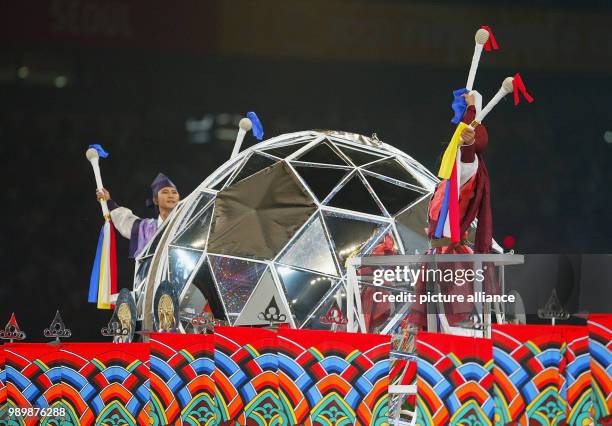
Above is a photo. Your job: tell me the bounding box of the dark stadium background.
[2,0,610,339]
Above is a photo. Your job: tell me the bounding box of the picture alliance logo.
[372,265,488,287]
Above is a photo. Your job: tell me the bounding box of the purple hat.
[151,173,176,196]
[146,173,177,207]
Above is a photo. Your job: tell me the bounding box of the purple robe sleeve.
[128,219,143,259]
[130,218,159,259]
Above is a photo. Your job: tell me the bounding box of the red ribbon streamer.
[513,73,534,106]
[481,26,499,52]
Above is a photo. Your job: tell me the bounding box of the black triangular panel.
[190,260,227,320]
[365,175,423,215]
[322,212,384,270]
[173,207,213,250]
[177,192,214,231]
[230,153,278,184]
[337,145,385,166]
[293,165,349,202]
[364,159,422,186]
[326,174,383,215]
[296,142,348,166]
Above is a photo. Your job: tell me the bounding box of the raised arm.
[96,188,140,239]
[458,96,489,185]
[460,93,489,156]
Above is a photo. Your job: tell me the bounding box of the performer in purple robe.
[96,173,180,258]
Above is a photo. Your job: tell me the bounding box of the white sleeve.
[460,154,478,186]
[110,207,140,239]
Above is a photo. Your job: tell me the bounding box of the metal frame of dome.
[132,130,492,333]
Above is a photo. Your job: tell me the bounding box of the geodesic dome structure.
[133,130,441,333]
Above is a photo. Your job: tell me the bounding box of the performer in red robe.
[428,100,492,255]
[409,94,494,328]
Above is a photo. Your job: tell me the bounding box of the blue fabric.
[88,144,109,158]
[434,181,451,238]
[247,111,264,140]
[450,88,469,124]
[88,224,105,303]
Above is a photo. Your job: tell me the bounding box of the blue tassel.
[88,144,109,158]
[88,225,105,303]
[247,112,264,141]
[434,181,451,238]
[450,88,469,124]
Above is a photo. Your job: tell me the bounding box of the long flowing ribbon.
[438,122,469,180]
[512,73,534,105]
[481,26,499,52]
[434,181,451,239]
[436,120,471,242]
[88,220,118,310]
[434,164,461,243]
[97,221,110,309]
[87,143,118,310]
[88,224,105,303]
[448,158,460,242]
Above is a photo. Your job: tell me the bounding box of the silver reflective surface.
[278,216,338,276]
[139,131,441,330]
[168,247,202,295]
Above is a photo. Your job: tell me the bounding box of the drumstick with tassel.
[231,111,264,158]
[86,145,118,310]
[466,28,491,91]
[451,27,497,124]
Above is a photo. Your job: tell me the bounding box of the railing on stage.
[346,253,524,336]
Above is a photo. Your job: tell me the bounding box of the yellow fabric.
[438,122,469,180]
[97,222,111,310]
